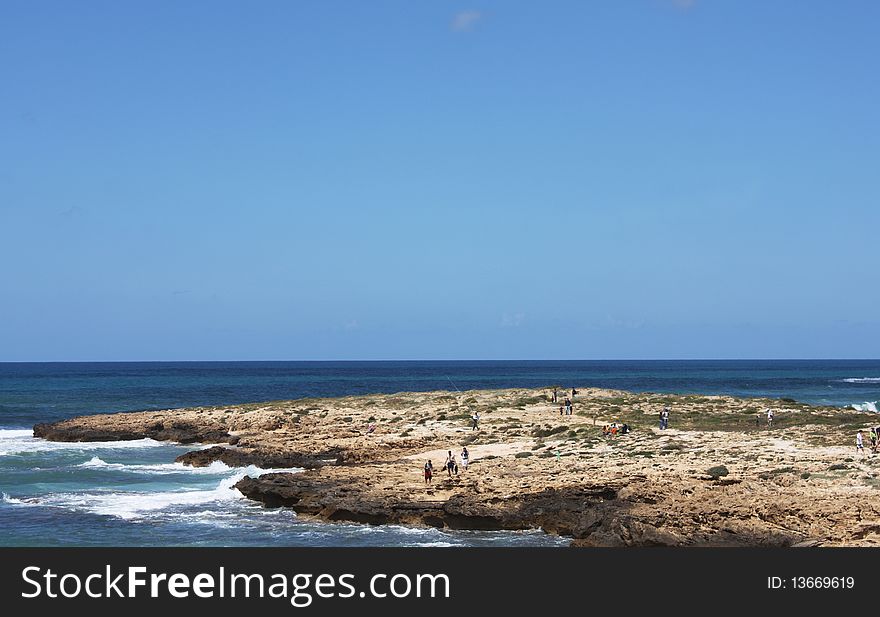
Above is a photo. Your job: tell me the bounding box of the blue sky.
[1,1,878,361]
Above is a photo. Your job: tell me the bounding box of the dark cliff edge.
[233,472,802,547]
[33,419,235,445]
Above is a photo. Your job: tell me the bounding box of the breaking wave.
[3,465,297,520]
[851,401,879,413]
[77,456,234,475]
[0,429,165,457]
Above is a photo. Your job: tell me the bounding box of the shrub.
[531,425,569,438]
[706,465,729,479]
[758,467,795,480]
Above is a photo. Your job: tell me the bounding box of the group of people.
[424,447,470,484]
[551,387,577,402]
[856,426,880,456]
[552,387,577,415]
[602,422,630,437]
[559,397,574,415]
[659,407,670,430]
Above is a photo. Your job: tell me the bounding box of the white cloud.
[451,10,482,32]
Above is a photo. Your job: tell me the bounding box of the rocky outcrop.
[175,445,340,469]
[31,386,880,547]
[233,470,813,547]
[33,418,234,445]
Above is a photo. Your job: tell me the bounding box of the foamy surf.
[840,377,880,383]
[851,401,879,413]
[8,465,299,520]
[77,456,236,475]
[0,429,166,456]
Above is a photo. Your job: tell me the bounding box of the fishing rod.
[445,375,463,395]
[446,375,476,417]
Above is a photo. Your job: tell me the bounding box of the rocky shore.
[33,387,880,546]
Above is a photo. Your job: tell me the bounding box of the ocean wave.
[76,456,235,475]
[1,492,25,505]
[5,465,298,520]
[0,430,166,457]
[840,377,880,384]
[851,401,879,413]
[0,429,35,440]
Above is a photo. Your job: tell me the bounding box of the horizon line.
[2,358,880,364]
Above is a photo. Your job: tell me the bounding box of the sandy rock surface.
[34,387,880,546]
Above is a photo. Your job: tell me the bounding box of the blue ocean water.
[1,360,878,547]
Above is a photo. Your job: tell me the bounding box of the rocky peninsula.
[33,387,880,546]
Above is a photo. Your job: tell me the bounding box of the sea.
[1,360,878,547]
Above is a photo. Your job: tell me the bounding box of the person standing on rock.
[552,388,558,403]
[446,451,457,477]
[424,460,433,484]
[471,411,480,431]
[767,408,774,428]
[856,430,864,456]
[564,397,572,415]
[662,407,669,429]
[461,447,470,470]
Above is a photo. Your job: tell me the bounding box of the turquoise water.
[1,360,878,546]
[0,431,566,547]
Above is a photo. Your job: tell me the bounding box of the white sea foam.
[0,429,166,456]
[1,492,25,505]
[0,429,34,439]
[77,456,234,475]
[9,465,299,520]
[411,541,458,547]
[840,377,880,384]
[851,401,879,413]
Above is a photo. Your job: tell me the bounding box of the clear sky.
[1,1,878,361]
